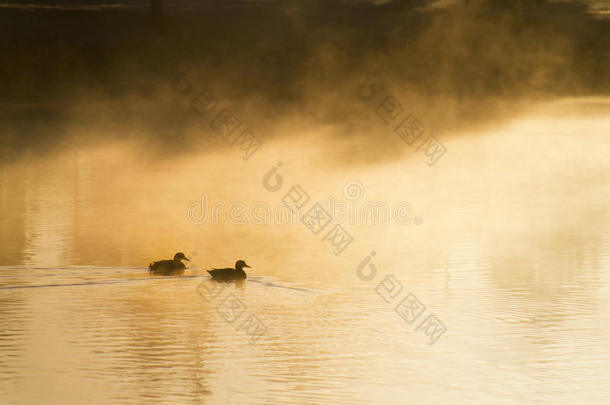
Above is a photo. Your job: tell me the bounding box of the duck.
[207,260,251,281]
[149,252,190,275]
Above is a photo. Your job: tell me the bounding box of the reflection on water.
[1,98,610,404]
[23,165,73,267]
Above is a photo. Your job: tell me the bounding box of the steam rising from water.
[1,0,609,165]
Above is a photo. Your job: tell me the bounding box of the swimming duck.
[207,260,251,281]
[149,252,190,275]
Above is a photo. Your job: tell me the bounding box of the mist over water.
[1,0,609,164]
[1,97,609,404]
[1,1,610,404]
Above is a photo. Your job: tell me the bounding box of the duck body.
[149,260,186,275]
[207,268,246,281]
[149,252,189,275]
[207,260,250,281]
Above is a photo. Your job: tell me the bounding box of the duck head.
[235,260,250,270]
[174,252,190,262]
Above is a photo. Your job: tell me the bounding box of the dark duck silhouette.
[149,252,190,275]
[207,260,251,281]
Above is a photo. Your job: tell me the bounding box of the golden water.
[1,98,609,404]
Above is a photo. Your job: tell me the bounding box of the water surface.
[1,98,609,404]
